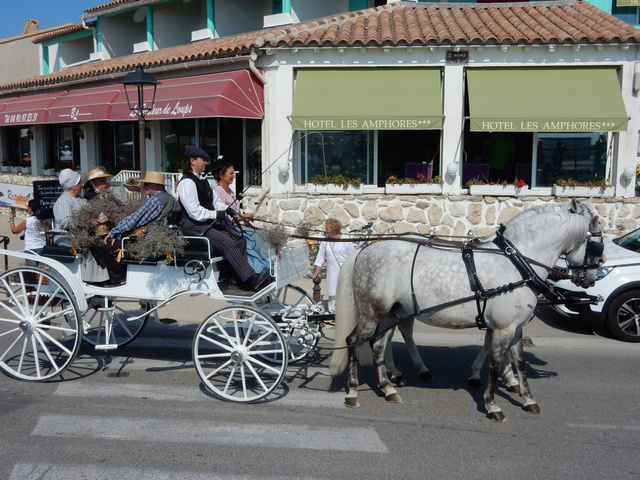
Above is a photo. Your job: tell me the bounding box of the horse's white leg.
[383,330,404,385]
[344,319,380,408]
[510,336,540,414]
[372,328,401,403]
[469,330,491,389]
[469,330,519,392]
[396,319,432,382]
[484,329,514,422]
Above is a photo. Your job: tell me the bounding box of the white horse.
[330,200,604,421]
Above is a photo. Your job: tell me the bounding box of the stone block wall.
[249,192,640,239]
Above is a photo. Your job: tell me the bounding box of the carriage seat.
[38,206,77,264]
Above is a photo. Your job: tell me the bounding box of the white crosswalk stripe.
[10,463,327,480]
[32,414,389,453]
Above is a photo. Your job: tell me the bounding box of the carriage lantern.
[123,64,158,178]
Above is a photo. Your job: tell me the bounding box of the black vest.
[179,172,215,225]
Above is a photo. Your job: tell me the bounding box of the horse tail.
[329,251,359,376]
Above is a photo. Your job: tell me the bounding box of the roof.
[33,22,96,44]
[0,23,78,45]
[1,1,639,94]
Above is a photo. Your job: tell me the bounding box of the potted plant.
[20,156,31,174]
[308,174,363,194]
[385,173,444,194]
[552,178,614,197]
[467,178,529,196]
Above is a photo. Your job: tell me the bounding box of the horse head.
[563,200,605,288]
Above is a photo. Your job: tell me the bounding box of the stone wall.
[251,193,640,238]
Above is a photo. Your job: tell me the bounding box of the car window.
[614,229,640,253]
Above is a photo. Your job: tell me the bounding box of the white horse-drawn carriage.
[0,229,327,403]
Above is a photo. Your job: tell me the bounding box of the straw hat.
[86,168,112,182]
[139,171,165,186]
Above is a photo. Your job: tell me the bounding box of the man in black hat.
[176,146,269,291]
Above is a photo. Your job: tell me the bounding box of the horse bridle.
[565,230,604,282]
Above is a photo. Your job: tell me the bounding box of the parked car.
[551,227,640,342]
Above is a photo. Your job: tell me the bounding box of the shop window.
[536,132,608,187]
[462,130,533,186]
[2,127,31,169]
[162,119,196,172]
[378,130,440,187]
[44,124,81,170]
[199,118,220,162]
[245,119,262,187]
[299,130,374,185]
[95,122,137,174]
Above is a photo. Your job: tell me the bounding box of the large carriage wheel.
[82,297,151,349]
[257,285,319,363]
[0,267,82,381]
[193,305,288,402]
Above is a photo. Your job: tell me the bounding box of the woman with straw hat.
[84,167,113,201]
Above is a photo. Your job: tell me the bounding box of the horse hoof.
[523,404,541,414]
[385,393,402,403]
[344,398,360,408]
[487,411,506,423]
[390,375,405,386]
[419,371,433,381]
[506,385,520,394]
[468,378,484,389]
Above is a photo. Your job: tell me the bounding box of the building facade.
[1,1,640,234]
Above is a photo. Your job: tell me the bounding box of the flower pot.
[468,185,528,196]
[552,185,614,197]
[10,167,19,173]
[20,167,30,174]
[308,184,363,195]
[42,169,55,176]
[385,183,443,195]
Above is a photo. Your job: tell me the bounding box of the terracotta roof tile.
[2,1,640,94]
[33,22,96,44]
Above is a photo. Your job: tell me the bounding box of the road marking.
[567,423,640,431]
[10,463,326,480]
[32,414,389,453]
[54,381,344,408]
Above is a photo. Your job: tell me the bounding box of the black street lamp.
[123,63,158,177]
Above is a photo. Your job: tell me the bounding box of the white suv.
[552,227,640,342]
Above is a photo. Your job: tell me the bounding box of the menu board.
[33,180,63,208]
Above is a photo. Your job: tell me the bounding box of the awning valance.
[48,85,123,123]
[467,67,628,132]
[291,68,443,130]
[615,0,639,6]
[0,92,63,126]
[110,70,264,121]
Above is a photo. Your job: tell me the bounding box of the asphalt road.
[1,213,639,479]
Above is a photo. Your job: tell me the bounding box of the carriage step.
[94,344,118,351]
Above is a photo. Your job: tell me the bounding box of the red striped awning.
[0,91,63,125]
[110,69,264,121]
[48,85,123,123]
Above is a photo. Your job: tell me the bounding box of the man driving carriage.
[176,146,270,292]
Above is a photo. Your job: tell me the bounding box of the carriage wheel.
[257,285,319,363]
[0,267,82,381]
[193,305,288,402]
[82,297,151,348]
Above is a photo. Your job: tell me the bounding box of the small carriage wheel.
[256,285,319,363]
[193,305,288,403]
[0,267,82,381]
[81,297,151,348]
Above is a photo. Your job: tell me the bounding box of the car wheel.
[606,290,640,342]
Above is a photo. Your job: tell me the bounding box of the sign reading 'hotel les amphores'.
[293,118,438,130]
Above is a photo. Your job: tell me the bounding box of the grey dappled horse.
[330,200,604,421]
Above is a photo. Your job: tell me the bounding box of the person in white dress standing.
[312,218,355,312]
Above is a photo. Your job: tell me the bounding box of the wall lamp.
[446,162,459,178]
[278,162,290,177]
[623,165,636,180]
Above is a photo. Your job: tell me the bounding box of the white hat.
[59,168,81,190]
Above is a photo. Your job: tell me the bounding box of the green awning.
[467,67,629,132]
[291,68,442,130]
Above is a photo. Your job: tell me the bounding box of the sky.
[0,1,108,39]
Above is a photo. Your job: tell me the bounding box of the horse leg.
[372,328,401,403]
[510,336,540,414]
[469,330,519,392]
[396,318,432,382]
[383,328,405,386]
[344,320,380,408]
[484,329,514,422]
